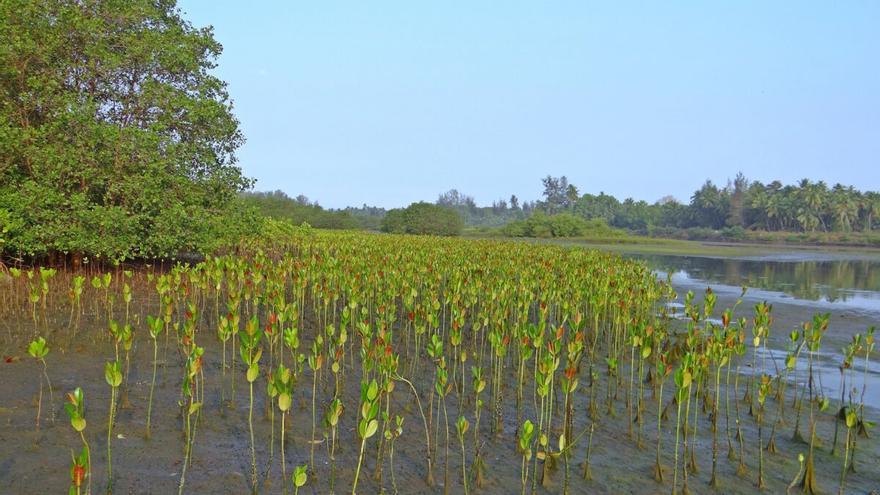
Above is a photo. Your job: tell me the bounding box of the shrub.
[380,203,464,236]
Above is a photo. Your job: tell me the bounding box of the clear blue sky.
[178,0,879,209]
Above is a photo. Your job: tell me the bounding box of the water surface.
[626,250,880,409]
[632,253,880,314]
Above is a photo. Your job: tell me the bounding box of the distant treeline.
[242,192,465,236]
[429,175,879,240]
[242,173,880,242]
[240,191,363,230]
[528,174,880,239]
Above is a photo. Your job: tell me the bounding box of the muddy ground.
[1,289,879,494]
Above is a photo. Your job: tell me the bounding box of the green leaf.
[105,361,122,387]
[367,379,379,401]
[246,365,259,383]
[72,417,86,432]
[846,409,857,429]
[278,393,291,412]
[293,465,308,487]
[682,370,692,389]
[364,419,379,438]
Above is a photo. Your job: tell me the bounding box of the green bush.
[720,226,746,240]
[380,203,463,236]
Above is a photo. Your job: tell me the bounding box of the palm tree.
[691,180,728,229]
[797,180,827,232]
[831,185,859,232]
[766,193,783,231]
[745,181,768,229]
[861,192,880,232]
[796,208,820,232]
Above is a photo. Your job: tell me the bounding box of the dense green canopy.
[0,0,254,260]
[381,202,464,236]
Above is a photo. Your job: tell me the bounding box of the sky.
[177,1,880,209]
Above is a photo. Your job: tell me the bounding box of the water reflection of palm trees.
[641,256,880,303]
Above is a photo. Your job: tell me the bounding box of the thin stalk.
[249,381,257,494]
[107,386,116,494]
[146,337,158,439]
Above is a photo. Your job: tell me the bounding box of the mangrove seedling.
[756,374,771,489]
[352,379,380,495]
[104,360,123,494]
[654,352,673,483]
[385,415,404,494]
[68,275,85,334]
[435,358,452,495]
[119,324,133,409]
[838,407,857,495]
[518,419,535,495]
[470,366,487,487]
[708,309,731,488]
[752,302,772,490]
[392,372,434,487]
[145,315,163,439]
[293,465,308,495]
[217,311,234,408]
[26,270,40,326]
[65,387,91,495]
[799,313,830,495]
[325,398,344,493]
[672,353,693,495]
[240,315,263,495]
[27,336,53,429]
[271,364,295,492]
[456,415,470,495]
[767,328,804,455]
[787,453,806,495]
[850,326,874,473]
[70,446,89,495]
[307,335,324,472]
[178,343,204,495]
[830,339,857,456]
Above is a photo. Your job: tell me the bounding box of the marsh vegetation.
[1,231,876,494]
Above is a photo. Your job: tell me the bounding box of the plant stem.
[281,412,287,495]
[107,386,116,494]
[146,337,158,439]
[352,436,368,495]
[394,374,434,486]
[655,380,664,482]
[80,430,92,495]
[310,369,317,471]
[41,359,54,424]
[35,371,42,431]
[179,405,193,495]
[249,381,257,494]
[673,391,683,495]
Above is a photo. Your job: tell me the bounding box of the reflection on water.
[632,252,880,409]
[632,254,880,312]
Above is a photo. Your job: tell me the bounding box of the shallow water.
[634,251,880,410]
[636,253,880,312]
